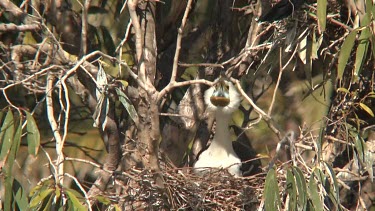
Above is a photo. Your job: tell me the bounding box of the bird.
[258,0,305,23]
[193,77,243,177]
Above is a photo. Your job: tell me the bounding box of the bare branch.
[80,0,91,56]
[46,73,65,189]
[157,79,213,102]
[268,47,283,116]
[0,0,25,18]
[0,23,40,32]
[178,62,224,68]
[128,0,142,62]
[170,0,194,83]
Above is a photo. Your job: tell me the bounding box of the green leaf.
[317,0,327,32]
[26,111,40,156]
[65,189,87,210]
[14,179,29,210]
[100,26,116,57]
[337,87,350,94]
[359,102,374,117]
[93,64,109,130]
[264,168,281,211]
[293,167,307,210]
[338,30,358,80]
[324,162,341,208]
[115,87,139,125]
[312,32,323,60]
[3,173,14,211]
[6,118,22,175]
[0,111,4,124]
[364,0,372,25]
[354,28,370,81]
[353,134,366,163]
[313,168,326,188]
[0,110,14,162]
[96,195,111,205]
[286,169,297,211]
[42,193,53,211]
[29,188,54,208]
[2,116,23,211]
[308,172,323,211]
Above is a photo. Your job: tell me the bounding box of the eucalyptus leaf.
[353,134,366,163]
[0,110,14,162]
[93,93,109,131]
[14,181,29,211]
[65,189,87,210]
[293,166,307,210]
[338,30,358,80]
[26,111,40,156]
[359,102,374,117]
[317,0,327,32]
[308,172,323,211]
[264,168,281,211]
[324,162,341,208]
[115,87,139,125]
[93,64,109,130]
[286,169,297,211]
[4,174,14,211]
[354,28,370,81]
[29,188,54,208]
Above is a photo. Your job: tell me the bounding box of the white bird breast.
[193,79,243,177]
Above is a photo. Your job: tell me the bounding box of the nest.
[104,166,265,210]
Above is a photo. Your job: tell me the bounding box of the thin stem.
[170,0,194,83]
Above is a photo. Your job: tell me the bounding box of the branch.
[80,0,91,56]
[0,0,40,28]
[157,79,213,102]
[0,23,41,32]
[233,78,282,139]
[46,73,65,189]
[128,0,142,62]
[170,0,194,83]
[178,62,224,68]
[0,0,25,19]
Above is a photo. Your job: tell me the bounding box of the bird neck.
[210,111,234,151]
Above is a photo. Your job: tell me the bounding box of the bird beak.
[210,80,230,107]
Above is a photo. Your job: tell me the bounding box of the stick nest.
[104,166,265,210]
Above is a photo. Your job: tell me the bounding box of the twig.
[268,47,283,116]
[120,0,129,14]
[40,146,58,179]
[65,173,92,210]
[116,20,132,53]
[128,0,142,62]
[178,62,224,68]
[60,80,70,148]
[80,0,91,56]
[170,0,194,83]
[232,79,269,119]
[156,0,194,104]
[157,79,213,102]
